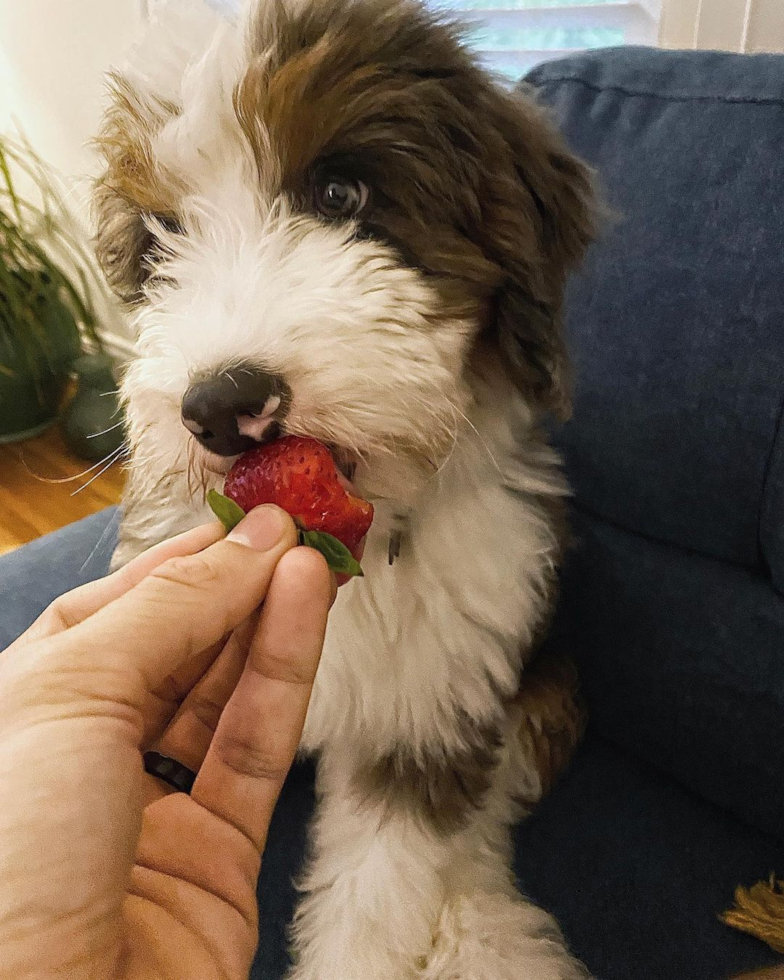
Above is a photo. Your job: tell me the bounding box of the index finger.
[16,522,225,648]
[34,507,299,715]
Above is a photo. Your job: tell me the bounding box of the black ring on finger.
[143,751,198,795]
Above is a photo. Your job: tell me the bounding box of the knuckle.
[190,694,225,735]
[42,596,78,632]
[215,732,289,785]
[152,553,222,593]
[250,650,315,687]
[155,672,186,710]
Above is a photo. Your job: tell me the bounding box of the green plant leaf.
[300,530,364,578]
[0,145,22,225]
[207,490,246,533]
[0,131,110,355]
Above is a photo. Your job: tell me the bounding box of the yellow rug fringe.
[721,876,784,955]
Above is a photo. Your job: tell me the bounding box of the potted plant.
[0,135,123,448]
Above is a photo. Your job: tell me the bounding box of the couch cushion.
[526,48,784,587]
[763,421,784,593]
[516,736,784,980]
[525,47,784,834]
[548,503,784,839]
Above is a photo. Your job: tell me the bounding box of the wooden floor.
[0,426,124,556]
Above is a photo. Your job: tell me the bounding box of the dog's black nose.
[181,366,288,457]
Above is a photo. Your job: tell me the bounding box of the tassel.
[721,875,784,954]
[388,511,408,565]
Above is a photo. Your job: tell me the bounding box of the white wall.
[0,0,144,346]
[0,0,143,181]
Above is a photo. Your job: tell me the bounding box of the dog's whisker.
[185,440,194,491]
[87,421,126,439]
[185,440,199,501]
[122,448,167,467]
[79,508,121,574]
[71,446,128,496]
[427,406,460,479]
[445,397,503,475]
[17,445,128,486]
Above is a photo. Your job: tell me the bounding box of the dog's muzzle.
[181,363,290,456]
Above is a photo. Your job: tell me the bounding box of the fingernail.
[228,505,288,550]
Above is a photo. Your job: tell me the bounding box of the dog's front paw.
[286,944,420,980]
[420,892,592,980]
[287,961,416,980]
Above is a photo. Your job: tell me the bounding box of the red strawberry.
[223,436,373,558]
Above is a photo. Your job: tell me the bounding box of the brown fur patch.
[93,75,181,301]
[514,652,586,806]
[352,711,503,835]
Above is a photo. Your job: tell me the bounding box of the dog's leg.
[419,701,590,980]
[288,740,450,980]
[422,848,590,980]
[288,713,587,980]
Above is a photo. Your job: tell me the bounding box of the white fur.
[124,0,227,104]
[301,380,565,756]
[107,4,589,978]
[290,689,588,980]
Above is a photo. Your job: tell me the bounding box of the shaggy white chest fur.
[301,383,568,761]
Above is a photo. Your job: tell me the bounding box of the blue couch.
[1,46,783,980]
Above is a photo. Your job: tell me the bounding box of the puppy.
[95,1,594,976]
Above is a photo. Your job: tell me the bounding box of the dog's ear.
[478,84,595,419]
[92,76,174,305]
[92,0,224,302]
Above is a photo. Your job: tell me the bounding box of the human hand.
[0,506,334,980]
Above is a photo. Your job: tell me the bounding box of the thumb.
[47,505,298,709]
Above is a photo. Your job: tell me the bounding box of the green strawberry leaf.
[207,490,246,533]
[300,530,364,578]
[207,491,363,577]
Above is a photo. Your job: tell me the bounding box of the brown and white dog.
[94,0,595,976]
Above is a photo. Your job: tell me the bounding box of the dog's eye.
[315,178,369,219]
[150,214,185,235]
[150,214,183,236]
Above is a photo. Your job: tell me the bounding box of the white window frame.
[659,0,784,52]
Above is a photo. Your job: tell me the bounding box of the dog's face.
[95,0,593,507]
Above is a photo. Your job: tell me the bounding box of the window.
[428,0,663,81]
[198,0,664,82]
[200,0,240,14]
